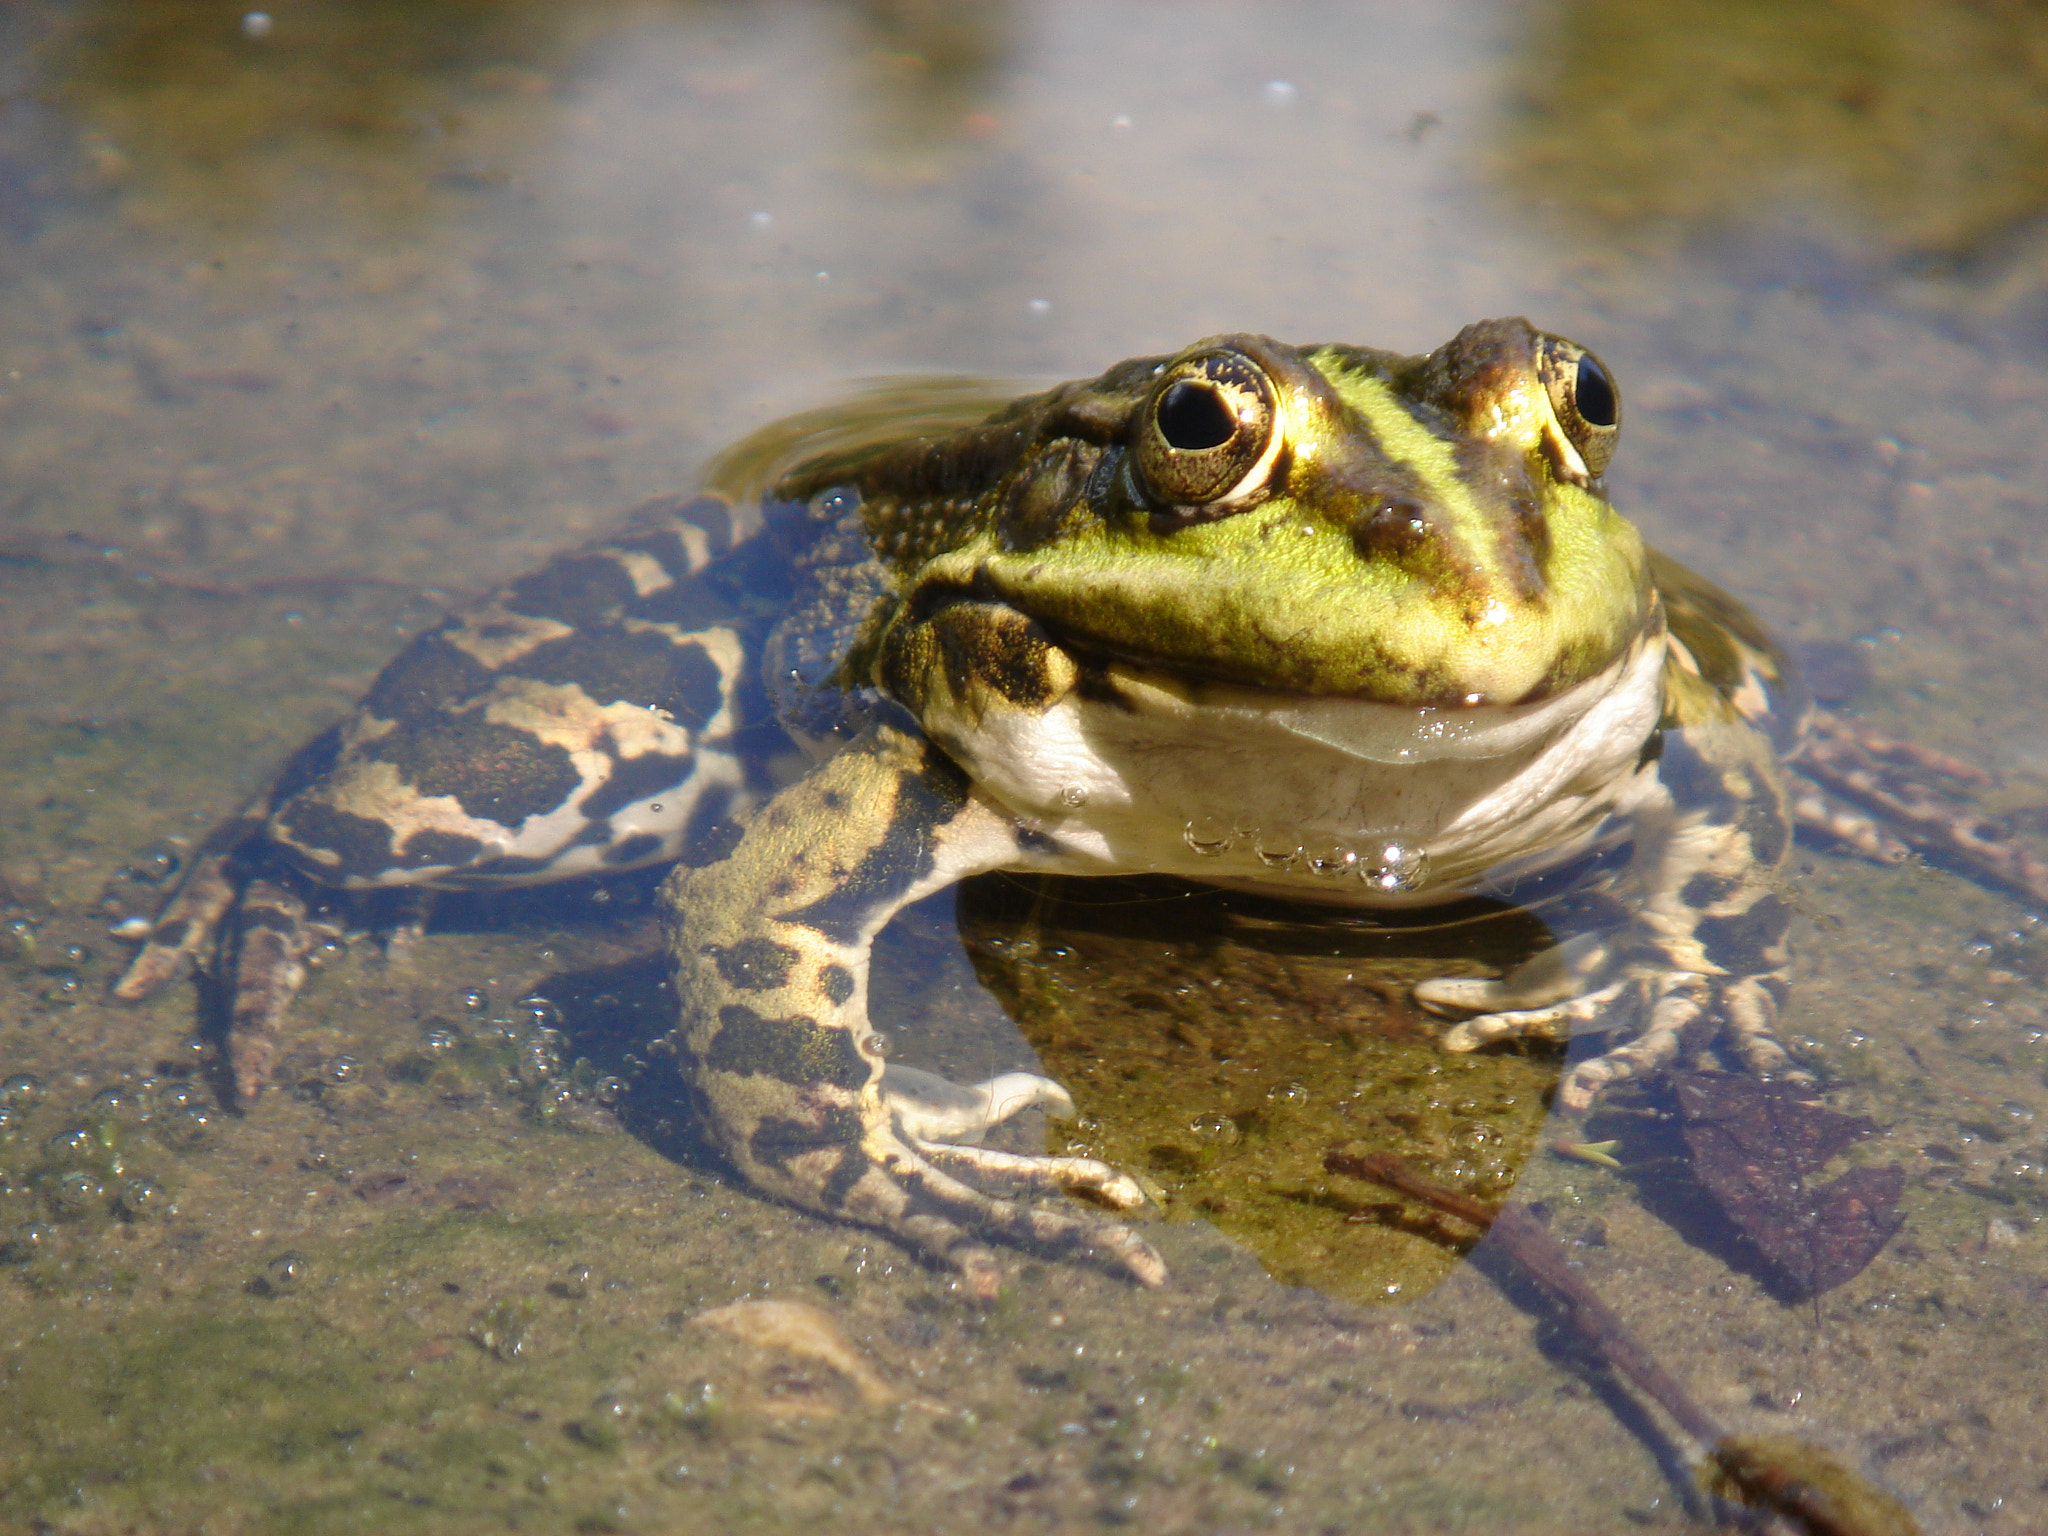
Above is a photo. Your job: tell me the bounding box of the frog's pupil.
[1157,380,1237,452]
[1574,354,1617,427]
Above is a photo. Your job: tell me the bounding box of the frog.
[111,318,2038,1296]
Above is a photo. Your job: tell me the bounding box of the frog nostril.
[1352,497,1430,559]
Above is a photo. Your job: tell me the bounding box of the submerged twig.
[1796,712,2048,905]
[1324,1148,1922,1536]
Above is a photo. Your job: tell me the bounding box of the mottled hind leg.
[109,818,263,1003]
[668,719,1164,1295]
[227,878,317,1102]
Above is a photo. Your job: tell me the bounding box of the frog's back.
[260,384,1024,895]
[262,494,779,890]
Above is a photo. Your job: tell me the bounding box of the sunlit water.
[1,3,2045,1531]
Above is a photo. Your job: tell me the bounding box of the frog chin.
[936,625,1668,902]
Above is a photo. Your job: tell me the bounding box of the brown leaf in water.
[1674,1073,1903,1298]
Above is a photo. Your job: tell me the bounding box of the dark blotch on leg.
[502,553,639,624]
[578,750,693,820]
[818,963,855,1005]
[397,829,486,871]
[702,938,802,992]
[370,717,581,826]
[748,1104,866,1165]
[705,1003,872,1090]
[518,627,727,725]
[774,750,970,945]
[1679,872,1739,912]
[361,630,498,725]
[271,800,397,882]
[1695,895,1792,972]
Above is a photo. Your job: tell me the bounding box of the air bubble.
[45,1126,93,1160]
[590,1391,633,1423]
[1359,839,1428,893]
[421,1027,459,1056]
[266,1251,309,1288]
[1183,817,1231,855]
[322,1056,361,1087]
[1309,844,1357,877]
[1254,833,1301,869]
[533,1082,575,1115]
[1190,1112,1240,1145]
[593,1076,625,1105]
[48,1170,103,1220]
[2,1073,44,1108]
[60,943,93,967]
[458,987,489,1013]
[155,1081,201,1113]
[89,1086,144,1121]
[118,1177,167,1218]
[862,1032,890,1057]
[138,847,181,882]
[1060,784,1089,808]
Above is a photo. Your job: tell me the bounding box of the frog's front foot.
[883,1065,1150,1209]
[1417,935,1811,1110]
[872,1067,1162,1295]
[722,1066,1164,1298]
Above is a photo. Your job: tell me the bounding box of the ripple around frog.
[956,873,1559,1307]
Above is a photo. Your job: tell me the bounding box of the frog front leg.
[1418,681,1808,1111]
[664,717,1164,1296]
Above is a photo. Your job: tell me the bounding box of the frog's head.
[851,318,1650,707]
[774,319,1652,707]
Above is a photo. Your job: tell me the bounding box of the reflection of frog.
[113,319,2028,1294]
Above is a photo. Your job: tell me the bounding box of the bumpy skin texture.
[119,319,1861,1291]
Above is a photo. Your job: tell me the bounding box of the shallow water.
[2,2,2046,1531]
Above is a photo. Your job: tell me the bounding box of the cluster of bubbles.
[1181,817,1429,893]
[0,1069,195,1264]
[396,988,625,1124]
[1,912,99,1007]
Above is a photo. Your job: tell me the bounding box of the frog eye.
[1536,336,1621,482]
[1132,350,1282,512]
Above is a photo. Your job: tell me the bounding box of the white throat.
[950,627,1669,905]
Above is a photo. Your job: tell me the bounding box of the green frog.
[114,319,1999,1296]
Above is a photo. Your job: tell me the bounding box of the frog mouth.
[1084,624,1665,769]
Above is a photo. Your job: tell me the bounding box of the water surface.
[2,3,2046,1531]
